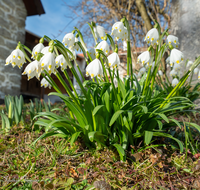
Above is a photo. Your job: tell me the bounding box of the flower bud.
[49,40,54,46]
[96,53,100,59]
[48,46,54,53]
[91,21,96,27]
[75,33,79,38]
[39,37,44,44]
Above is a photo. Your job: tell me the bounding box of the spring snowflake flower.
[94,25,106,40]
[166,35,179,48]
[41,46,55,58]
[137,51,150,66]
[32,43,44,58]
[198,70,200,80]
[111,22,127,41]
[107,52,120,68]
[96,40,110,55]
[88,48,96,60]
[40,52,56,75]
[68,47,76,60]
[170,69,177,77]
[86,58,103,78]
[62,33,75,48]
[55,54,69,71]
[173,63,181,71]
[74,37,79,51]
[194,67,199,74]
[41,77,51,89]
[172,78,179,87]
[186,60,193,68]
[158,70,163,76]
[139,67,146,74]
[144,28,159,46]
[22,60,41,80]
[170,49,184,66]
[5,49,26,68]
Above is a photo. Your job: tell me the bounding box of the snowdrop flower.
[32,43,44,58]
[86,58,103,78]
[55,54,70,71]
[158,70,163,76]
[111,22,127,41]
[107,52,120,68]
[172,78,179,87]
[74,37,79,51]
[62,33,75,48]
[170,49,184,66]
[88,48,96,60]
[96,40,110,55]
[139,67,146,74]
[137,51,150,66]
[41,77,51,89]
[170,69,177,77]
[194,67,199,74]
[40,52,56,75]
[166,35,179,48]
[5,49,26,68]
[144,28,159,46]
[94,25,106,40]
[173,63,181,71]
[22,60,41,80]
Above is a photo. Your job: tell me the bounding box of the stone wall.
[0,0,27,99]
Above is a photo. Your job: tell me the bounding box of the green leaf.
[144,131,153,145]
[109,110,124,126]
[92,105,105,116]
[158,113,169,123]
[113,144,125,161]
[70,132,82,146]
[106,34,115,52]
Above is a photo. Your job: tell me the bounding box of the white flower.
[173,63,181,71]
[170,69,177,77]
[139,67,146,74]
[198,70,200,80]
[144,28,159,46]
[166,56,170,64]
[96,40,110,55]
[32,43,44,58]
[41,77,51,89]
[170,49,184,66]
[137,51,150,66]
[68,47,76,60]
[94,25,106,40]
[166,35,179,48]
[194,67,199,74]
[5,49,26,68]
[107,52,120,68]
[172,78,179,87]
[22,60,41,80]
[74,37,79,51]
[111,22,127,41]
[158,70,163,76]
[40,52,56,75]
[86,58,103,78]
[137,72,142,78]
[62,33,75,48]
[88,48,96,60]
[186,60,193,68]
[55,54,70,71]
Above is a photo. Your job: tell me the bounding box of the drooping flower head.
[86,58,103,78]
[158,70,163,76]
[170,49,184,66]
[55,54,70,71]
[22,60,41,80]
[41,77,52,89]
[88,48,96,60]
[62,33,75,48]
[172,78,179,87]
[170,69,177,77]
[74,37,80,51]
[194,67,199,74]
[96,40,110,55]
[94,25,106,40]
[166,35,179,48]
[144,28,159,46]
[137,51,150,66]
[32,43,44,59]
[5,49,26,68]
[107,52,120,68]
[111,22,127,41]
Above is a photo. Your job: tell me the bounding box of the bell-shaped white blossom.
[94,25,106,40]
[158,70,163,76]
[186,60,193,68]
[74,37,79,51]
[173,63,181,71]
[86,58,103,78]
[170,69,177,77]
[107,52,120,68]
[5,49,26,68]
[172,78,179,87]
[198,70,200,80]
[111,22,127,41]
[22,60,41,80]
[144,28,159,46]
[62,33,75,48]
[139,67,146,74]
[40,52,56,75]
[41,77,51,89]
[68,47,76,60]
[170,49,184,66]
[166,56,170,64]
[96,40,110,55]
[194,67,199,74]
[137,51,150,66]
[55,54,69,71]
[137,72,142,79]
[88,48,96,60]
[166,35,179,48]
[32,43,44,58]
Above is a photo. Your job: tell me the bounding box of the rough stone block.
[0,27,11,39]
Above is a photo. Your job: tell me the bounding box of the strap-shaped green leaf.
[109,110,124,126]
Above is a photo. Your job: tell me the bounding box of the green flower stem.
[116,68,120,94]
[189,70,194,86]
[127,41,133,87]
[150,66,159,91]
[165,71,171,86]
[21,44,32,55]
[74,59,85,82]
[100,58,109,82]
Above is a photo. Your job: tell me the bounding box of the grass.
[0,103,200,189]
